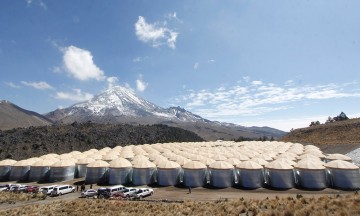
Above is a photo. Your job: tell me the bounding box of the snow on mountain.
[47,86,207,123]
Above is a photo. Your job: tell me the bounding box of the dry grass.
[0,191,46,204]
[0,193,359,216]
[281,118,360,146]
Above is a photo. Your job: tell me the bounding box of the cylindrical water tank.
[182,161,207,187]
[108,158,133,185]
[28,159,56,182]
[157,160,182,186]
[265,160,295,189]
[325,160,360,190]
[9,160,34,182]
[209,161,235,188]
[236,161,264,189]
[85,160,110,184]
[0,159,17,181]
[76,158,95,178]
[49,160,76,182]
[132,160,157,186]
[294,159,328,189]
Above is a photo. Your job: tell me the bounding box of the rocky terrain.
[0,122,203,160]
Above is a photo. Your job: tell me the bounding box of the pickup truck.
[131,188,154,199]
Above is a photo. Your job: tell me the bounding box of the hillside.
[0,100,52,130]
[281,118,360,153]
[0,122,203,160]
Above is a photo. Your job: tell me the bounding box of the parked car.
[81,189,98,198]
[122,188,139,198]
[51,185,75,196]
[26,186,40,193]
[132,188,154,199]
[0,185,8,192]
[39,185,58,195]
[10,185,28,193]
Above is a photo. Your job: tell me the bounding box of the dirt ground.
[0,178,356,211]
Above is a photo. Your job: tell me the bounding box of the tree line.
[309,112,349,127]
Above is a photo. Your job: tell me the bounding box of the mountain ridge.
[45,86,286,140]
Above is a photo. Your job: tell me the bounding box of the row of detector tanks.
[0,141,359,190]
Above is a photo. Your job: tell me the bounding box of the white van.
[51,185,75,196]
[39,185,58,195]
[98,185,126,197]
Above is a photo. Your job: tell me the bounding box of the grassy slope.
[281,118,360,145]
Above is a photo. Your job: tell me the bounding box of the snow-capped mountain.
[46,86,209,124]
[46,86,286,140]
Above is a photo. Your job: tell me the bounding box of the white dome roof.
[76,158,96,165]
[0,159,17,166]
[294,160,325,170]
[13,159,35,166]
[325,160,359,169]
[51,159,76,167]
[236,161,263,170]
[265,160,293,170]
[209,161,233,169]
[32,159,56,167]
[183,161,206,169]
[157,160,181,169]
[87,160,110,168]
[132,159,156,168]
[109,158,132,168]
[326,154,352,161]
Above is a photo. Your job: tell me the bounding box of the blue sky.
[1,0,360,131]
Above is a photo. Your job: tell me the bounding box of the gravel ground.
[346,147,360,166]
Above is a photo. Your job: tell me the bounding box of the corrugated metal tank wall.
[108,167,133,185]
[157,168,182,186]
[0,166,12,181]
[132,167,157,185]
[182,169,207,187]
[237,169,263,189]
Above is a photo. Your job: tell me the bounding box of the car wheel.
[59,193,62,196]
[72,189,75,193]
[150,192,153,195]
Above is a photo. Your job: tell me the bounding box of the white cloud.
[135,16,179,49]
[173,79,360,121]
[52,66,62,74]
[62,45,105,81]
[251,80,263,85]
[133,57,141,62]
[4,82,21,89]
[208,59,215,63]
[136,75,148,92]
[55,89,93,102]
[26,0,47,10]
[107,77,119,89]
[193,62,199,70]
[21,81,54,90]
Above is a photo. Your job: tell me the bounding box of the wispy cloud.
[4,82,21,89]
[135,16,179,49]
[26,0,47,10]
[107,77,119,89]
[173,79,360,120]
[193,62,199,70]
[55,89,93,102]
[136,74,148,92]
[62,45,105,81]
[21,81,54,90]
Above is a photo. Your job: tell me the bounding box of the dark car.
[97,188,111,199]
